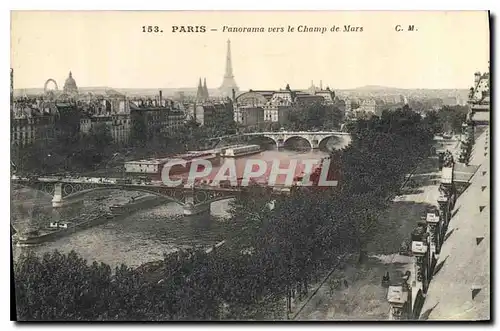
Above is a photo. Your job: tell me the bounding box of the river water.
[12,148,334,268]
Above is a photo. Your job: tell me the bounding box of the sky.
[10,11,490,90]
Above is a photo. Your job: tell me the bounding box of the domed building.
[63,71,78,95]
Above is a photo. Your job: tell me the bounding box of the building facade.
[11,114,56,147]
[234,84,339,129]
[234,90,271,128]
[10,97,81,148]
[189,99,234,127]
[129,92,186,139]
[347,98,386,118]
[10,77,187,148]
[469,68,490,125]
[78,89,132,145]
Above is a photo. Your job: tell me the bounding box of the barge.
[221,144,261,157]
[12,212,114,245]
[124,152,221,181]
[12,195,166,246]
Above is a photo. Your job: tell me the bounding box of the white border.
[4,0,497,10]
[3,1,498,330]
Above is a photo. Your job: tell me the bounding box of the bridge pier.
[52,183,64,208]
[183,193,211,215]
[183,203,210,216]
[51,183,85,208]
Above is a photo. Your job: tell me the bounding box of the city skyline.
[11,11,489,90]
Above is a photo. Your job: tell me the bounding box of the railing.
[12,176,288,191]
[242,131,347,136]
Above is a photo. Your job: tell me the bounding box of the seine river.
[12,148,337,268]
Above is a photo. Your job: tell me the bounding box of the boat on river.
[221,144,261,157]
[12,212,114,245]
[13,196,166,245]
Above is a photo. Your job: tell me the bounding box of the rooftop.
[472,111,490,124]
[295,94,324,99]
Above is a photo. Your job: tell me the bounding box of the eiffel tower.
[219,39,239,98]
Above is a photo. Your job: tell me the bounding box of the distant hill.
[14,85,468,98]
[13,87,220,97]
[353,85,397,91]
[343,85,467,92]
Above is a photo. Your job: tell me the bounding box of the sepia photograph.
[9,10,490,321]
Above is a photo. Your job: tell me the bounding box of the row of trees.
[11,115,235,175]
[424,105,469,134]
[14,106,435,320]
[12,123,114,175]
[129,105,236,151]
[125,117,237,161]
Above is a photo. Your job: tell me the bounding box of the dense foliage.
[11,119,226,175]
[424,105,468,134]
[14,106,434,320]
[287,102,344,131]
[12,123,114,175]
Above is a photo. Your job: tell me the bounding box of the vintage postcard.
[10,11,490,321]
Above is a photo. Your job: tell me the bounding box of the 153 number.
[142,26,162,33]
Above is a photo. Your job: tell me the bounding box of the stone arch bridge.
[216,131,351,150]
[11,178,260,216]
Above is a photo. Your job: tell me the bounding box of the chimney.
[232,88,236,102]
[159,90,163,104]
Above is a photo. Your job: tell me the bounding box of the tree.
[288,102,328,130]
[130,114,147,146]
[435,105,468,134]
[94,122,113,142]
[185,118,201,130]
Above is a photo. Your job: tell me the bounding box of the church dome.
[63,71,78,94]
